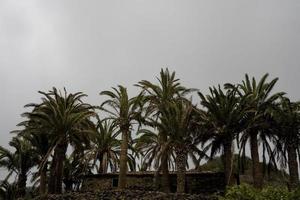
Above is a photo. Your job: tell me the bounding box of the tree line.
[0,68,299,199]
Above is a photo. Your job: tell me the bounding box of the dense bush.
[289,188,300,200]
[219,184,300,200]
[258,186,290,200]
[219,184,257,200]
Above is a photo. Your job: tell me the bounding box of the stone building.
[82,171,225,194]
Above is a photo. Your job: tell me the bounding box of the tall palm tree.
[13,120,52,195]
[136,68,193,192]
[24,131,50,195]
[0,137,37,198]
[227,74,284,188]
[100,85,144,189]
[198,85,248,185]
[273,97,300,190]
[23,88,95,194]
[156,100,198,193]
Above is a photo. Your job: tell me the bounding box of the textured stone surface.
[82,172,225,194]
[34,190,218,200]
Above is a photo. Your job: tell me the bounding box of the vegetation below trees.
[200,154,289,186]
[220,184,300,200]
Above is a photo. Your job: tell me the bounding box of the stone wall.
[81,172,225,194]
[34,190,218,200]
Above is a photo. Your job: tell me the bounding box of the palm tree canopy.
[100,85,145,131]
[86,117,121,173]
[272,97,300,166]
[23,87,96,155]
[0,137,37,172]
[136,68,194,117]
[230,73,284,129]
[198,85,248,157]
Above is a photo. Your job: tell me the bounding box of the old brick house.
[82,171,225,194]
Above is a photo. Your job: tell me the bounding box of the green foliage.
[290,188,300,200]
[220,184,257,200]
[87,118,121,173]
[220,184,300,200]
[259,186,290,200]
[135,68,195,172]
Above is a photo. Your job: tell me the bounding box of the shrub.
[289,187,300,200]
[220,184,300,200]
[258,186,290,200]
[219,184,257,200]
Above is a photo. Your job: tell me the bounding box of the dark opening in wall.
[112,178,118,187]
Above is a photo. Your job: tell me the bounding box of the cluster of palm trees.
[1,69,300,198]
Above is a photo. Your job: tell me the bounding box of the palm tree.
[0,146,15,181]
[135,129,169,172]
[86,117,121,173]
[136,68,193,192]
[23,131,50,195]
[135,113,207,188]
[273,97,300,190]
[134,127,177,189]
[159,100,200,193]
[63,153,91,192]
[100,85,144,189]
[0,179,17,200]
[23,88,95,194]
[13,120,52,195]
[228,74,284,188]
[198,85,248,185]
[0,137,37,198]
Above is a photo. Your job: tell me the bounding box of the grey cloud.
[0,0,300,172]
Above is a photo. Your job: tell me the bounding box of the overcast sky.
[1,0,300,152]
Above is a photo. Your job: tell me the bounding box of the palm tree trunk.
[118,128,129,189]
[287,145,299,190]
[39,165,47,195]
[250,133,263,189]
[160,134,170,193]
[237,153,242,185]
[98,155,104,174]
[154,165,161,190]
[175,148,187,193]
[48,153,57,193]
[48,140,67,194]
[16,172,27,198]
[54,142,67,193]
[223,141,233,185]
[161,152,170,193]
